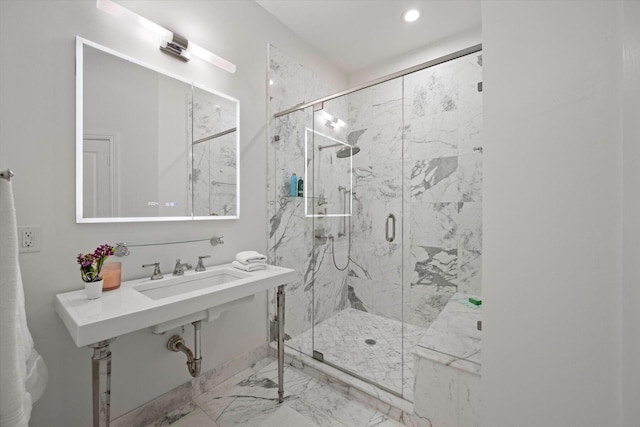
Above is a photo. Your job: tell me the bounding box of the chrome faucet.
[142,262,163,280]
[173,259,193,276]
[195,255,211,272]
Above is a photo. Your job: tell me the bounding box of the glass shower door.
[267,106,317,358]
[267,44,483,403]
[310,78,406,396]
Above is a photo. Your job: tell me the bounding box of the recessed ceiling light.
[402,9,421,23]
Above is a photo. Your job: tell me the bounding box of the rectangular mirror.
[76,37,240,222]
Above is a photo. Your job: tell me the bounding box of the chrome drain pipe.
[167,321,202,377]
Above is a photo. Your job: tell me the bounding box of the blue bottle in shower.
[290,173,297,197]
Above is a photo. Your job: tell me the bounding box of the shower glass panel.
[268,106,316,358]
[401,50,484,340]
[310,78,406,396]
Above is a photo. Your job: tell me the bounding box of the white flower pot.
[84,280,103,300]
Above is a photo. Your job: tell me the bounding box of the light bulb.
[188,42,236,73]
[402,9,421,23]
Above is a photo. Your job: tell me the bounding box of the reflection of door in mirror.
[83,136,115,218]
[192,87,238,216]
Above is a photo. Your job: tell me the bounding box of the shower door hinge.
[477,82,483,92]
[313,102,324,112]
[312,350,324,362]
[274,135,280,142]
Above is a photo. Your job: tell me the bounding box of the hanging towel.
[235,251,267,264]
[0,179,49,427]
[232,260,267,272]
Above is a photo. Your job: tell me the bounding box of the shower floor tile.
[286,308,427,402]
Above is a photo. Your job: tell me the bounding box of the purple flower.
[76,244,114,282]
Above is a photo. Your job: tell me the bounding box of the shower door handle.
[385,214,396,242]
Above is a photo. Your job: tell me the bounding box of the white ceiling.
[255,0,481,74]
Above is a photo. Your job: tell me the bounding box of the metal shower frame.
[273,44,482,119]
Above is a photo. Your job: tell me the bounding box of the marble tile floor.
[146,357,404,427]
[286,308,427,402]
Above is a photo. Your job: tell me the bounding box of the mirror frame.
[75,37,240,223]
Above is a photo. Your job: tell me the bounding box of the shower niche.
[304,127,353,218]
[267,44,483,401]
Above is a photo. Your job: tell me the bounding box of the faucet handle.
[142,262,163,280]
[210,235,224,246]
[195,255,211,272]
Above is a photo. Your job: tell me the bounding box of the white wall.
[481,1,623,426]
[622,0,640,424]
[0,1,345,426]
[348,27,481,86]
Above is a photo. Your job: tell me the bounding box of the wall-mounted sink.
[55,262,296,427]
[134,268,250,300]
[55,263,296,347]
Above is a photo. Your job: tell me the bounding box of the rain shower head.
[336,146,360,158]
[318,143,360,158]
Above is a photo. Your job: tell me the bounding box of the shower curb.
[268,342,422,426]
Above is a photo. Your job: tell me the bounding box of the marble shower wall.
[267,45,350,355]
[343,78,405,323]
[345,52,483,331]
[403,52,483,330]
[267,45,483,344]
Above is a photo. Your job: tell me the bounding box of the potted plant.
[76,244,114,299]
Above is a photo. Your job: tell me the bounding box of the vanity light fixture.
[160,32,191,61]
[96,0,236,73]
[402,9,422,23]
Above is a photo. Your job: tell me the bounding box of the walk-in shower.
[267,43,483,402]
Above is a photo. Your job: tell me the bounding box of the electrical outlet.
[18,225,41,253]
[23,230,34,247]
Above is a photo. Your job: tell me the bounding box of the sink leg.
[277,285,285,403]
[89,338,115,427]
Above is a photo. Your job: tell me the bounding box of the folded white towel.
[232,260,267,272]
[0,179,48,427]
[235,251,267,264]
